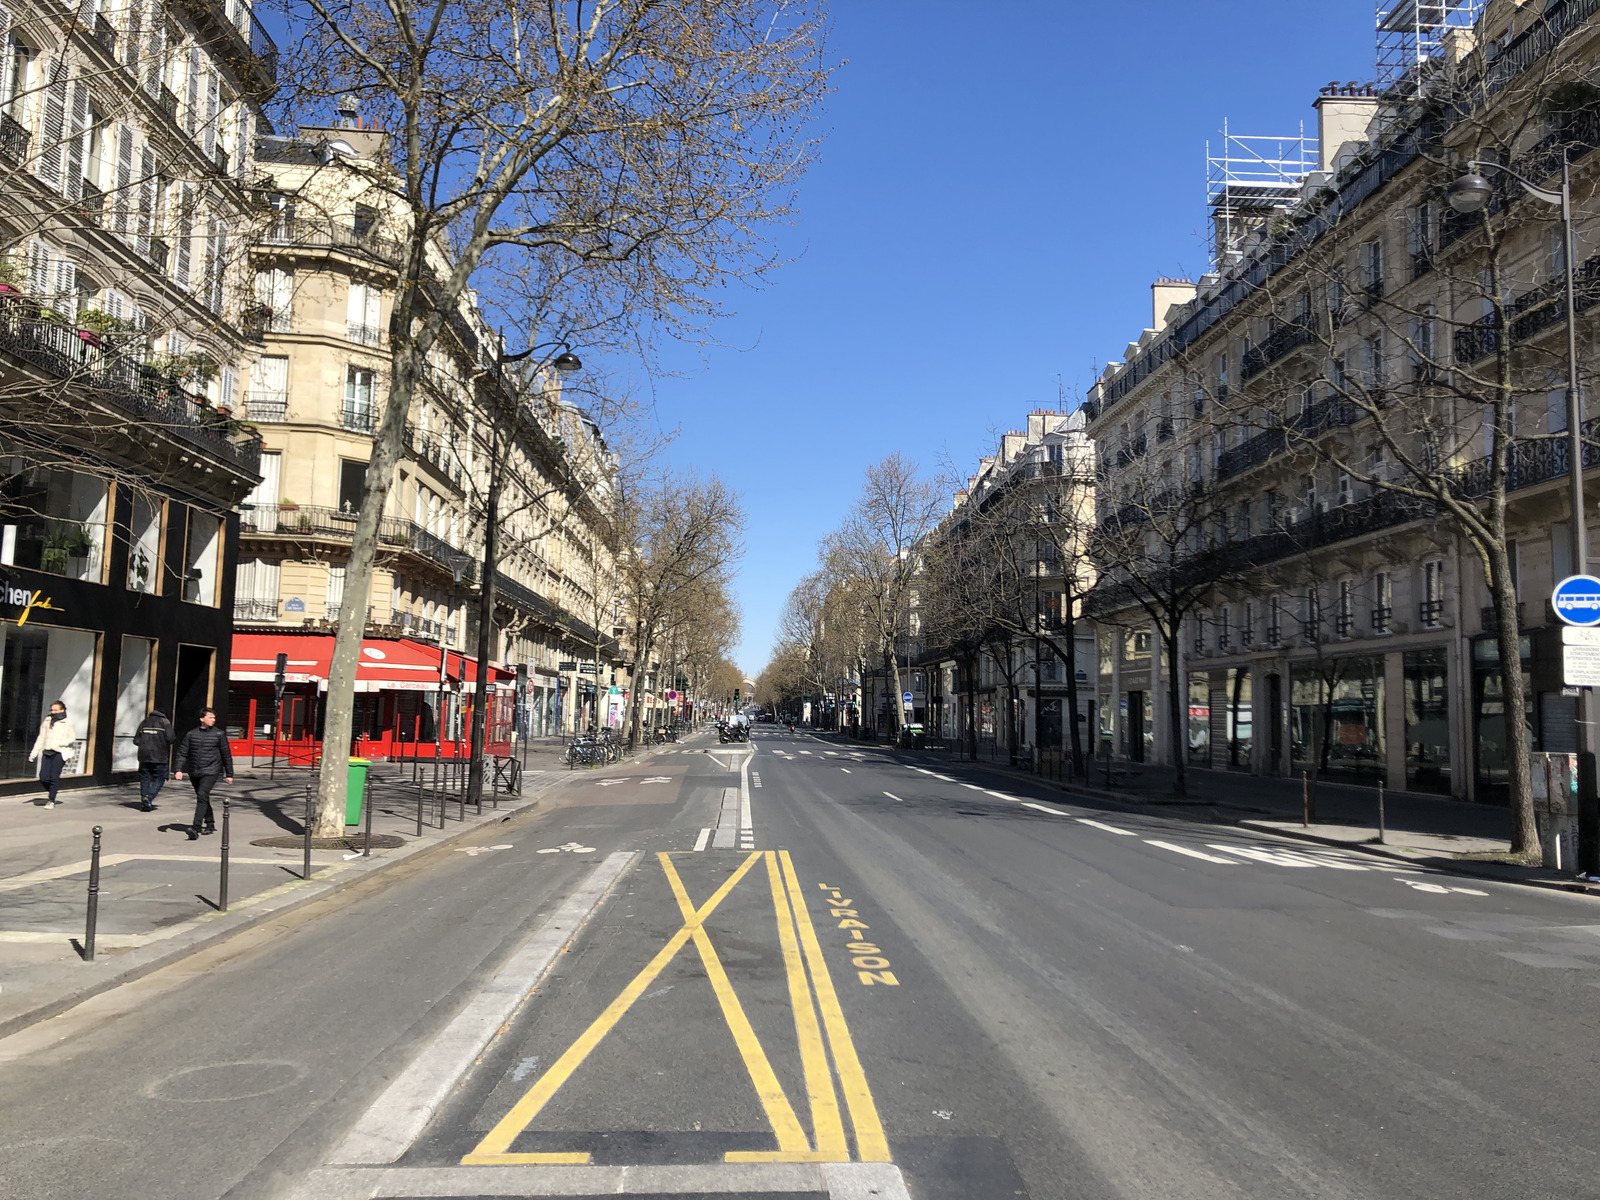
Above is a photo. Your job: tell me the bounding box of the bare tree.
[278,0,831,831]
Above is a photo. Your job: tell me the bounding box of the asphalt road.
[2,727,1598,1199]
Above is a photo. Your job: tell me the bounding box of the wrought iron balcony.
[248,391,287,421]
[1336,612,1355,638]
[347,321,383,347]
[92,12,117,55]
[1371,605,1392,633]
[169,0,278,93]
[1419,599,1445,627]
[0,113,28,164]
[75,180,104,225]
[233,597,279,622]
[1453,249,1600,365]
[1240,319,1317,382]
[148,237,170,273]
[340,404,375,433]
[158,86,179,124]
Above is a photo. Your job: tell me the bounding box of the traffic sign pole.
[1551,575,1600,875]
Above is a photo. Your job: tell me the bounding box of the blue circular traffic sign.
[1553,574,1600,626]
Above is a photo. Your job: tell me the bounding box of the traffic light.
[734,688,741,703]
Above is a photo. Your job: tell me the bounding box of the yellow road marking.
[464,851,765,1164]
[728,851,848,1163]
[779,851,892,1163]
[658,853,811,1156]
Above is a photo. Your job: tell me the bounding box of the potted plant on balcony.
[0,254,24,297]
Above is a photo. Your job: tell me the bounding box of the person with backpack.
[28,699,77,808]
[134,709,174,812]
[173,708,233,840]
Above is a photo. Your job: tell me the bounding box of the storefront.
[1291,655,1386,786]
[229,632,515,764]
[0,469,239,796]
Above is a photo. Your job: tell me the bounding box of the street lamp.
[1449,152,1594,872]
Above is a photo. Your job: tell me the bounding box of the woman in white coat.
[29,700,76,808]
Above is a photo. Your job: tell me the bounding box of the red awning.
[232,633,508,693]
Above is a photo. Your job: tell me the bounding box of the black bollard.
[415,774,424,838]
[84,825,102,962]
[363,774,373,857]
[303,784,313,880]
[219,797,231,911]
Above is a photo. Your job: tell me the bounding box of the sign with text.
[1564,644,1600,686]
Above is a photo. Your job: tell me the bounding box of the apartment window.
[1421,560,1445,627]
[234,557,281,621]
[1507,539,1521,601]
[1372,571,1392,633]
[1410,311,1434,382]
[3,39,32,119]
[1364,331,1386,387]
[1303,473,1317,517]
[353,203,378,240]
[1303,589,1322,639]
[1265,489,1281,528]
[250,355,288,421]
[1240,600,1255,647]
[327,564,345,611]
[126,490,162,592]
[343,366,375,432]
[347,280,382,346]
[254,267,293,331]
[1337,580,1354,637]
[0,464,108,581]
[1359,238,1384,297]
[1217,606,1231,651]
[338,459,367,514]
[1337,472,1353,507]
[1407,202,1433,279]
[1236,500,1251,540]
[1551,227,1568,279]
[1267,595,1282,644]
[1193,611,1206,655]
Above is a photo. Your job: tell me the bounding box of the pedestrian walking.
[173,708,233,841]
[134,709,174,812]
[28,700,77,808]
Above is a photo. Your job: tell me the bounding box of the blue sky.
[649,2,1374,676]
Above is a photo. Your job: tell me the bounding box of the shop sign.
[0,578,64,625]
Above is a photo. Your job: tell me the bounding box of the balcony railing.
[260,217,405,267]
[212,145,231,176]
[0,113,28,163]
[170,0,278,92]
[1371,605,1392,633]
[1157,416,1174,442]
[91,12,117,55]
[239,503,477,580]
[1419,599,1445,627]
[1240,319,1317,382]
[1453,249,1600,365]
[1216,395,1363,482]
[233,597,279,622]
[1336,612,1355,638]
[148,237,170,273]
[1481,602,1525,633]
[0,304,260,474]
[347,321,383,347]
[340,404,375,433]
[248,391,287,421]
[158,86,179,124]
[76,179,104,225]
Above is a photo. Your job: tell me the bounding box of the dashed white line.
[752,773,762,788]
[840,768,852,774]
[1077,818,1137,836]
[1021,801,1070,817]
[1146,840,1237,864]
[962,783,983,791]
[986,789,1021,802]
[693,827,711,852]
[884,792,904,802]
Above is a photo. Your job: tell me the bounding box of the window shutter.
[28,241,49,294]
[0,10,11,110]
[205,213,225,311]
[365,285,380,329]
[143,7,163,98]
[173,182,191,286]
[136,145,155,255]
[202,69,218,157]
[37,61,67,191]
[184,46,199,136]
[64,81,89,200]
[124,0,142,71]
[53,258,76,318]
[234,108,250,179]
[347,280,364,326]
[113,124,132,235]
[221,365,235,405]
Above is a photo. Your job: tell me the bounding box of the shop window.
[1291,655,1385,785]
[126,490,162,593]
[182,508,221,605]
[112,635,155,770]
[0,464,108,581]
[1187,675,1209,766]
[1403,648,1450,795]
[0,623,97,781]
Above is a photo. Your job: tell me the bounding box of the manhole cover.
[250,834,406,850]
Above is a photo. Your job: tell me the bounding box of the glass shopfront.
[1291,655,1385,785]
[0,622,97,781]
[1473,635,1532,803]
[1403,648,1450,795]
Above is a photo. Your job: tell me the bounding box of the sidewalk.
[829,734,1600,898]
[0,756,555,1039]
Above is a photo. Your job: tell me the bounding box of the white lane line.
[1021,801,1070,817]
[331,851,637,1165]
[693,827,711,852]
[933,774,956,782]
[1077,817,1137,836]
[883,792,904,802]
[1145,840,1237,864]
[800,750,812,755]
[985,789,1021,802]
[752,772,763,788]
[961,783,982,791]
[739,755,755,849]
[840,767,852,774]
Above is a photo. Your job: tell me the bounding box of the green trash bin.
[345,758,371,826]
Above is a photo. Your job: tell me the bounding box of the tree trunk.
[1229,666,1245,768]
[1165,627,1187,797]
[1485,541,1538,855]
[884,646,903,739]
[1064,617,1084,778]
[313,359,415,835]
[467,445,502,809]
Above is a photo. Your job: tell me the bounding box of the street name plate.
[1563,644,1600,686]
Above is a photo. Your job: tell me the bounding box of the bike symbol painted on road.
[455,844,515,856]
[1395,878,1488,895]
[537,842,598,854]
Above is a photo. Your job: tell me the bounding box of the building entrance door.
[174,645,214,739]
[1126,691,1145,762]
[1268,673,1283,771]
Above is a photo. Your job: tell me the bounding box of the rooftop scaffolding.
[1205,122,1319,269]
[1376,0,1485,93]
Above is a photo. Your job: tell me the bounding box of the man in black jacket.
[134,709,174,812]
[174,708,233,840]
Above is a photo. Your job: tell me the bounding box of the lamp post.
[1449,151,1595,872]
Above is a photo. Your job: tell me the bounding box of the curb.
[0,773,568,1043]
[818,735,1600,902]
[1236,819,1600,898]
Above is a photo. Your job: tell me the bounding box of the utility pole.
[467,424,501,809]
